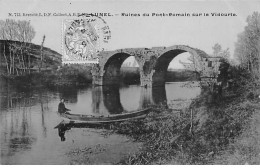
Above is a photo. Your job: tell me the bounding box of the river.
[0,82,201,164]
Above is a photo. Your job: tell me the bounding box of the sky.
[0,0,259,68]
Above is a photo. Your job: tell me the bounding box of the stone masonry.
[91,45,224,87]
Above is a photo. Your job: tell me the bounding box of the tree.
[179,43,231,71]
[0,19,35,75]
[39,35,46,72]
[234,12,260,79]
[212,43,222,56]
[212,43,231,62]
[178,55,196,71]
[0,20,10,74]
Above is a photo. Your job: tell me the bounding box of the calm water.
[0,82,201,164]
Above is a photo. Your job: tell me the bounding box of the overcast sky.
[0,0,259,68]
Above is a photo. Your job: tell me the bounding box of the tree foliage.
[0,19,36,75]
[0,19,35,42]
[212,43,231,62]
[234,12,260,79]
[179,43,231,71]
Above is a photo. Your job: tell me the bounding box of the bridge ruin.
[91,45,225,87]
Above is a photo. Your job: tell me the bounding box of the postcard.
[1,0,260,165]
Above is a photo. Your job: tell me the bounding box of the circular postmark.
[63,15,111,64]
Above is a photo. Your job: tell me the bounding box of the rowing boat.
[58,108,151,123]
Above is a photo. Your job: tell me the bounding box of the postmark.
[62,15,111,64]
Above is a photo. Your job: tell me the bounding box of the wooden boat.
[58,108,151,123]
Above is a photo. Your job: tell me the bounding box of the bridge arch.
[91,49,143,85]
[151,45,207,86]
[91,45,221,87]
[103,52,132,85]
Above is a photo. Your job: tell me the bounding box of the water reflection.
[58,87,78,103]
[0,82,201,164]
[1,98,37,161]
[39,90,47,138]
[139,87,153,108]
[94,86,124,114]
[1,83,199,114]
[91,85,169,114]
[92,86,103,114]
[56,121,107,142]
[152,86,168,108]
[91,85,166,114]
[57,123,69,142]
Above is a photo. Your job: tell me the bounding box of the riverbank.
[0,65,93,89]
[102,67,260,165]
[117,97,257,164]
[1,66,198,89]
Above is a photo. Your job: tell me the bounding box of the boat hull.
[59,108,151,123]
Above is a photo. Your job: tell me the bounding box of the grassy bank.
[103,67,260,165]
[1,65,93,89]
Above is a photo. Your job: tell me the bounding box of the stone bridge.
[91,45,225,87]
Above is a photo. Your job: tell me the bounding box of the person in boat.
[58,98,71,114]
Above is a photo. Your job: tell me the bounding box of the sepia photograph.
[0,0,260,165]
